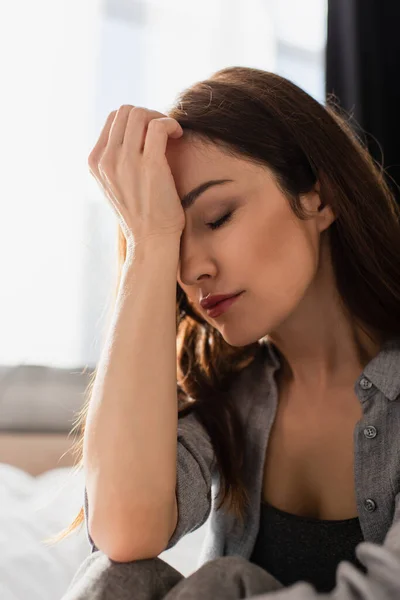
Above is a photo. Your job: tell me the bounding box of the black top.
[249,500,367,593]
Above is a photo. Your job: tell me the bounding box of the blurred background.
[0,1,399,598]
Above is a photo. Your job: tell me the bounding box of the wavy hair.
[44,66,400,545]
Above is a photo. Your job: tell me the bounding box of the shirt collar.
[361,336,400,401]
[262,335,400,402]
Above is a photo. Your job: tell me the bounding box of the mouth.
[200,291,244,310]
[205,291,244,318]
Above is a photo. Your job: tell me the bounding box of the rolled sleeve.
[165,409,215,549]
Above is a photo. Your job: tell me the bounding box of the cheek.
[252,222,317,307]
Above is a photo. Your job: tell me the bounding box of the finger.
[142,117,183,161]
[124,107,170,155]
[106,104,135,151]
[88,110,117,175]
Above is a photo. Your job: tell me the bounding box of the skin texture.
[166,134,383,399]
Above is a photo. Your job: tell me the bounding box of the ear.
[318,205,336,233]
[302,180,336,232]
[312,180,337,231]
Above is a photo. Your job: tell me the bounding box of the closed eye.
[207,211,234,231]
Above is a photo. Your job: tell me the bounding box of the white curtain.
[0,0,326,370]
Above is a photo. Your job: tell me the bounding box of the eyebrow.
[181,179,235,211]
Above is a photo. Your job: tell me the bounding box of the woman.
[59,67,400,599]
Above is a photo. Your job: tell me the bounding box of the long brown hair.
[45,66,400,545]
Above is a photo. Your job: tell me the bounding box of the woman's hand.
[88,105,186,252]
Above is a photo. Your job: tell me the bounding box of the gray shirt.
[85,336,400,598]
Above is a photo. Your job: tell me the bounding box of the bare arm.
[84,236,181,562]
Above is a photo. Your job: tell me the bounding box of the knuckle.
[118,104,134,112]
[130,106,149,120]
[148,120,168,135]
[98,155,113,172]
[88,151,101,170]
[98,152,108,166]
[147,118,164,128]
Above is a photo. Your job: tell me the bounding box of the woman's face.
[165,135,336,348]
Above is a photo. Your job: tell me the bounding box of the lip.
[205,292,244,318]
[200,291,244,310]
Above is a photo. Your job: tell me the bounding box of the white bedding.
[0,464,91,600]
[0,463,207,599]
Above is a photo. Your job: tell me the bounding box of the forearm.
[84,236,181,558]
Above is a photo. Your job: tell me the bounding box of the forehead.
[165,134,259,202]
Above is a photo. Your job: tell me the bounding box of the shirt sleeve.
[247,492,400,599]
[165,408,215,549]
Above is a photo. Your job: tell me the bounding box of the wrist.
[125,233,181,266]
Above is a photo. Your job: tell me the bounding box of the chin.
[218,327,263,348]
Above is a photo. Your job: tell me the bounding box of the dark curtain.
[325,0,400,204]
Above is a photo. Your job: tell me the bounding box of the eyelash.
[207,211,234,231]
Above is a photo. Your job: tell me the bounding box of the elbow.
[88,506,171,563]
[106,542,164,564]
[89,524,165,563]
